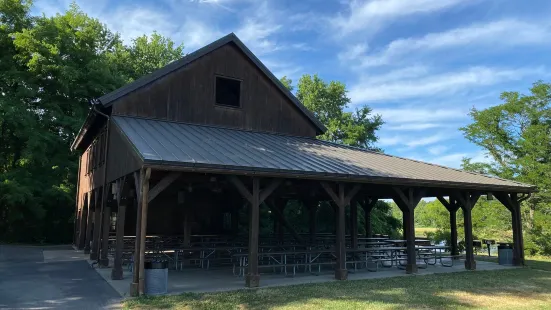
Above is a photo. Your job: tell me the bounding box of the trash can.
[144,261,168,295]
[498,243,514,265]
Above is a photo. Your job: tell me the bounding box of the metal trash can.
[144,261,168,295]
[498,243,514,265]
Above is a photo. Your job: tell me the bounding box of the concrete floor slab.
[92,258,516,297]
[0,245,122,309]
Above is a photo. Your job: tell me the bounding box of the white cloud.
[405,133,450,147]
[378,132,451,148]
[349,66,546,103]
[356,19,551,67]
[338,43,369,61]
[373,107,467,124]
[178,20,224,51]
[331,0,471,35]
[428,153,468,167]
[385,123,449,131]
[428,145,450,155]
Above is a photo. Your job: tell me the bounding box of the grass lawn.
[415,227,437,237]
[125,257,551,309]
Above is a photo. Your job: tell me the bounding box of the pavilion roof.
[113,116,535,193]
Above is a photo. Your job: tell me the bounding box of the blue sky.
[36,0,551,168]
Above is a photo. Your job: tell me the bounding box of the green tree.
[461,81,551,254]
[282,74,383,149]
[0,2,184,243]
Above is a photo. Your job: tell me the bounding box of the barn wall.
[111,43,318,137]
[105,121,143,183]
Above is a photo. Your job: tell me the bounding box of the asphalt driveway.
[0,245,121,309]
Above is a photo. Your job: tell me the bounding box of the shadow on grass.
[125,268,551,309]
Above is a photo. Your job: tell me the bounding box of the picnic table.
[232,249,336,277]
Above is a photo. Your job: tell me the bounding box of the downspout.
[91,100,111,264]
[73,154,82,247]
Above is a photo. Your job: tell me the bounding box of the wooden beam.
[320,182,340,205]
[267,200,305,245]
[335,182,347,280]
[229,176,253,204]
[130,170,143,297]
[246,177,260,288]
[138,167,151,295]
[148,172,181,203]
[259,179,282,204]
[344,184,362,206]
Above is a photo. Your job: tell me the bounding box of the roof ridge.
[100,33,326,134]
[316,139,531,188]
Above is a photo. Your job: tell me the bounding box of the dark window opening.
[215,76,241,107]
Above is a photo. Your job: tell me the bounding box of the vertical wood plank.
[90,188,102,261]
[84,193,94,254]
[99,204,111,267]
[111,197,127,280]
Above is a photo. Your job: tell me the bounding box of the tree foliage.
[460,81,551,254]
[0,2,183,243]
[282,74,383,149]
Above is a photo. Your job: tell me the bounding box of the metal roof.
[113,116,535,192]
[98,33,326,134]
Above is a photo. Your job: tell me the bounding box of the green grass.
[415,227,437,237]
[124,259,551,310]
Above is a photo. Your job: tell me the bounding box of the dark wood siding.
[111,43,318,137]
[105,120,143,183]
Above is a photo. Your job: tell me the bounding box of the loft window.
[215,76,241,107]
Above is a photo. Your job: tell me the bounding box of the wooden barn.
[71,33,535,296]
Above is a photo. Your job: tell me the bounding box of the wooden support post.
[495,192,528,266]
[247,178,260,287]
[229,176,281,288]
[363,198,377,238]
[437,196,460,258]
[138,168,151,295]
[277,202,285,243]
[402,212,408,240]
[130,171,143,297]
[393,188,424,274]
[308,201,317,245]
[90,189,102,261]
[99,203,111,267]
[84,192,94,254]
[183,206,191,246]
[111,178,127,280]
[454,192,481,270]
[232,205,239,236]
[77,194,89,250]
[321,182,361,280]
[350,199,358,250]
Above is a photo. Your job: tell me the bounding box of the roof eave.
[142,159,536,194]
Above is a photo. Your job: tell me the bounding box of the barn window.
[215,76,241,108]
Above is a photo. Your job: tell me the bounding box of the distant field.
[415,227,437,237]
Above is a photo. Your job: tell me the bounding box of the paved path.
[0,245,121,309]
